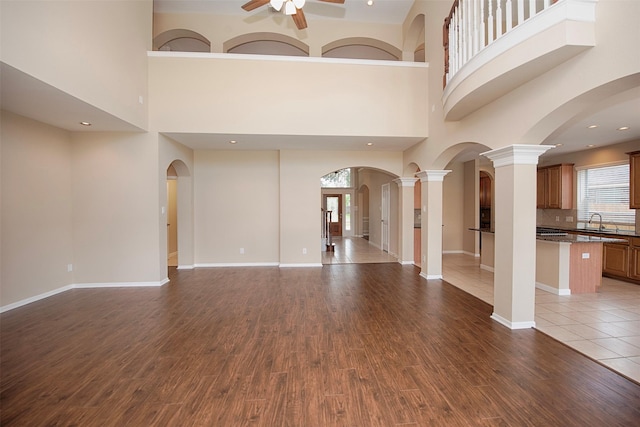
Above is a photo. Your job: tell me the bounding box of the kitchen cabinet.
[479,173,491,208]
[603,241,629,278]
[629,151,640,209]
[630,238,640,280]
[537,164,574,209]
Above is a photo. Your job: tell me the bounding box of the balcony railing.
[443,0,559,87]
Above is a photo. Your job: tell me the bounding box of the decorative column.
[482,145,554,329]
[416,170,451,280]
[393,178,418,265]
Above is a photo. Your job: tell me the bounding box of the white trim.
[0,279,170,313]
[444,250,465,254]
[416,170,452,182]
[195,262,279,268]
[74,279,169,289]
[480,264,495,272]
[0,284,74,313]
[491,313,536,329]
[420,272,443,280]
[399,260,414,265]
[482,144,555,167]
[572,159,628,171]
[148,50,429,69]
[177,264,194,270]
[536,281,571,296]
[279,263,323,268]
[461,250,480,257]
[393,177,418,187]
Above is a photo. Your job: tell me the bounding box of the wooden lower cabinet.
[603,243,629,277]
[630,245,640,281]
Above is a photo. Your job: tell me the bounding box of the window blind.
[577,162,634,224]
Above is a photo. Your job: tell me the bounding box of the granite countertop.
[535,234,628,244]
[468,227,631,244]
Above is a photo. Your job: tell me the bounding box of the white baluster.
[473,0,479,54]
[529,0,536,18]
[544,0,550,8]
[467,0,473,62]
[480,0,486,48]
[488,0,494,43]
[517,0,524,25]
[496,0,503,37]
[506,0,513,32]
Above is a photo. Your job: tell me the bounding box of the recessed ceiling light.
[367,142,373,146]
[229,140,237,144]
[80,121,91,126]
[587,125,598,129]
[555,143,563,147]
[617,126,630,131]
[587,144,596,148]
[367,0,374,6]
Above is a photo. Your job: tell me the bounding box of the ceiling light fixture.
[367,142,373,146]
[229,140,237,144]
[80,121,91,126]
[587,144,596,148]
[587,125,598,129]
[367,0,374,5]
[271,0,305,15]
[555,143,563,147]
[617,126,630,131]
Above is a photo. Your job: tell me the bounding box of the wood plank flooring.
[2,264,640,426]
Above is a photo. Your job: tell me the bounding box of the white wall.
[1,111,73,307]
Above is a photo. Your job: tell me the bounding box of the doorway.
[324,194,343,237]
[381,183,390,252]
[167,165,178,267]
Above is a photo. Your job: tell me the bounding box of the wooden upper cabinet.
[479,173,492,208]
[537,164,574,209]
[629,151,640,209]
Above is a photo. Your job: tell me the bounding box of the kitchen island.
[471,228,626,294]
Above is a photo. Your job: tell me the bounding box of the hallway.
[321,236,398,265]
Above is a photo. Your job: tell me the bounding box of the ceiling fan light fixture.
[270,0,284,11]
[285,1,297,15]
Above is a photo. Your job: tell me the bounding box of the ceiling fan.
[242,0,346,30]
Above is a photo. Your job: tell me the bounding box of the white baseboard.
[461,250,480,257]
[443,250,464,254]
[279,263,323,268]
[0,284,74,313]
[536,281,571,296]
[491,313,535,329]
[480,264,494,272]
[420,272,443,280]
[0,278,169,313]
[399,260,414,265]
[195,262,279,268]
[177,265,194,270]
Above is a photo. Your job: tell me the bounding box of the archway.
[165,159,192,271]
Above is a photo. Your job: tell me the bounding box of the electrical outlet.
[302,248,307,255]
[67,264,73,272]
[240,248,245,254]
[566,216,573,222]
[555,216,560,222]
[582,253,590,259]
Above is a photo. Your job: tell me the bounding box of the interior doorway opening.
[167,164,178,267]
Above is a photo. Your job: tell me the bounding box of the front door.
[324,194,343,237]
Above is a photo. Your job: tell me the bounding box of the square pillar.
[416,170,451,280]
[394,178,418,265]
[482,145,554,329]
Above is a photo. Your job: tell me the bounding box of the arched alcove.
[154,29,211,52]
[404,14,426,62]
[224,32,309,56]
[322,37,401,61]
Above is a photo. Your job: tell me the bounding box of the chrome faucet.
[589,212,604,231]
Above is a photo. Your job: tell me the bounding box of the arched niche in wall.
[322,37,401,61]
[224,32,309,57]
[404,14,426,62]
[154,29,211,52]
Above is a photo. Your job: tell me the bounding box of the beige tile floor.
[320,239,640,383]
[443,253,640,384]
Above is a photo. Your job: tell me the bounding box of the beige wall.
[71,131,161,284]
[193,150,280,265]
[1,111,73,307]
[148,54,428,140]
[442,161,465,253]
[0,0,151,129]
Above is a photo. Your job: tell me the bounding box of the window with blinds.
[577,162,633,225]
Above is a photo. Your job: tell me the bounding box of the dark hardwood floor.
[2,264,640,426]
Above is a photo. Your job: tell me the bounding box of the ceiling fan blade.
[319,0,345,3]
[292,8,308,30]
[241,0,270,12]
